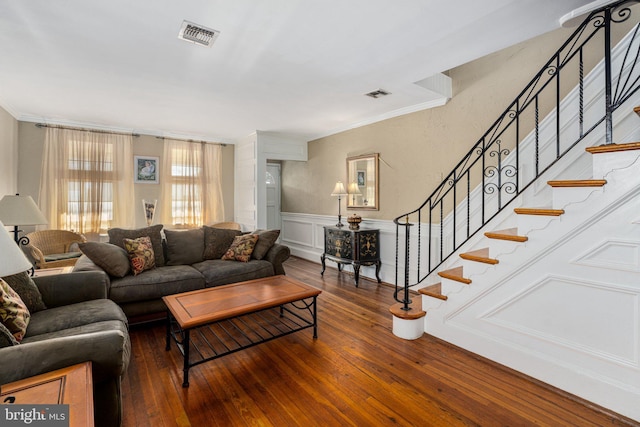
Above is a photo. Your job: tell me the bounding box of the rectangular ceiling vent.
[178,20,220,47]
[365,89,391,99]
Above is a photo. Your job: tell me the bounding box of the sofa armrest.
[264,243,290,275]
[0,330,130,386]
[33,271,109,308]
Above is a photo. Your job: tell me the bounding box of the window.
[161,139,224,227]
[39,128,135,234]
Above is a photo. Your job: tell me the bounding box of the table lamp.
[0,194,48,245]
[330,181,348,227]
[348,182,361,205]
[0,220,33,276]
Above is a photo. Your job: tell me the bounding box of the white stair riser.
[461,259,494,277]
[516,213,560,234]
[552,187,604,209]
[421,294,445,311]
[440,277,466,294]
[592,150,640,178]
[485,238,527,257]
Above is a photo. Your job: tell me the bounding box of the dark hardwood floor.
[121,257,638,426]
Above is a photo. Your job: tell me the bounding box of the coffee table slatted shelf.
[168,301,316,364]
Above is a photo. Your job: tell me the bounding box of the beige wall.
[280,22,631,220]
[16,123,235,228]
[0,106,18,198]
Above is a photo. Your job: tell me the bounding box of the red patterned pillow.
[123,236,156,275]
[221,234,259,262]
[0,279,30,342]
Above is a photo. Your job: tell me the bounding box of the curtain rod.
[35,123,140,137]
[155,136,226,147]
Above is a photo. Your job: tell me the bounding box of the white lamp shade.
[0,194,48,226]
[0,220,33,276]
[331,181,348,196]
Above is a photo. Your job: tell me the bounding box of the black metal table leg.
[312,296,318,339]
[165,311,171,351]
[182,329,190,388]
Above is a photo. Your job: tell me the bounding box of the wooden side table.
[321,226,381,286]
[0,362,94,427]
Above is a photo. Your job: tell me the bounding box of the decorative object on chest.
[321,226,381,287]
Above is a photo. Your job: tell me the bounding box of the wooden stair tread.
[418,283,448,301]
[633,105,640,116]
[389,302,426,320]
[547,179,606,187]
[484,228,528,242]
[437,266,472,284]
[514,207,564,216]
[586,142,640,154]
[460,248,499,265]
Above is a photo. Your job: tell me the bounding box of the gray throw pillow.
[251,229,280,260]
[164,228,205,266]
[203,227,242,260]
[78,242,131,278]
[0,322,19,348]
[2,271,46,313]
[108,224,165,267]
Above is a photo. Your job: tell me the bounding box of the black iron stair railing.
[394,0,640,310]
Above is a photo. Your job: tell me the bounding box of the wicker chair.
[24,230,87,269]
[209,221,242,231]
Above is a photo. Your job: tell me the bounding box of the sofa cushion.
[2,271,47,313]
[0,279,30,342]
[165,228,204,266]
[78,242,131,278]
[222,234,258,262]
[123,237,156,275]
[0,322,19,348]
[25,299,128,338]
[251,229,280,260]
[108,266,205,304]
[108,224,165,267]
[203,227,242,260]
[193,259,275,288]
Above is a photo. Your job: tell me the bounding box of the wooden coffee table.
[163,275,321,387]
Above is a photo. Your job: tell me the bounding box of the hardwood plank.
[121,257,639,426]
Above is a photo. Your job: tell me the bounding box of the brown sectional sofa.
[73,224,290,318]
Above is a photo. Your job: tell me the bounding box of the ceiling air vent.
[365,89,391,99]
[178,20,220,47]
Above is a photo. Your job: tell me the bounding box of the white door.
[266,163,281,231]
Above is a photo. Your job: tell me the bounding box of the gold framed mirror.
[346,153,379,210]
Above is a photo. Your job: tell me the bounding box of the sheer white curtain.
[39,127,135,234]
[160,139,224,228]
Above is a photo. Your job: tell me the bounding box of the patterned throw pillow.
[221,234,259,262]
[109,224,165,267]
[2,271,46,313]
[0,279,30,342]
[123,236,156,276]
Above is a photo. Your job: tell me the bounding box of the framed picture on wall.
[357,170,366,187]
[134,156,159,184]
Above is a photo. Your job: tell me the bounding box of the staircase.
[391,1,640,422]
[419,140,640,422]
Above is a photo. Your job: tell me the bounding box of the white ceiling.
[0,0,594,143]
